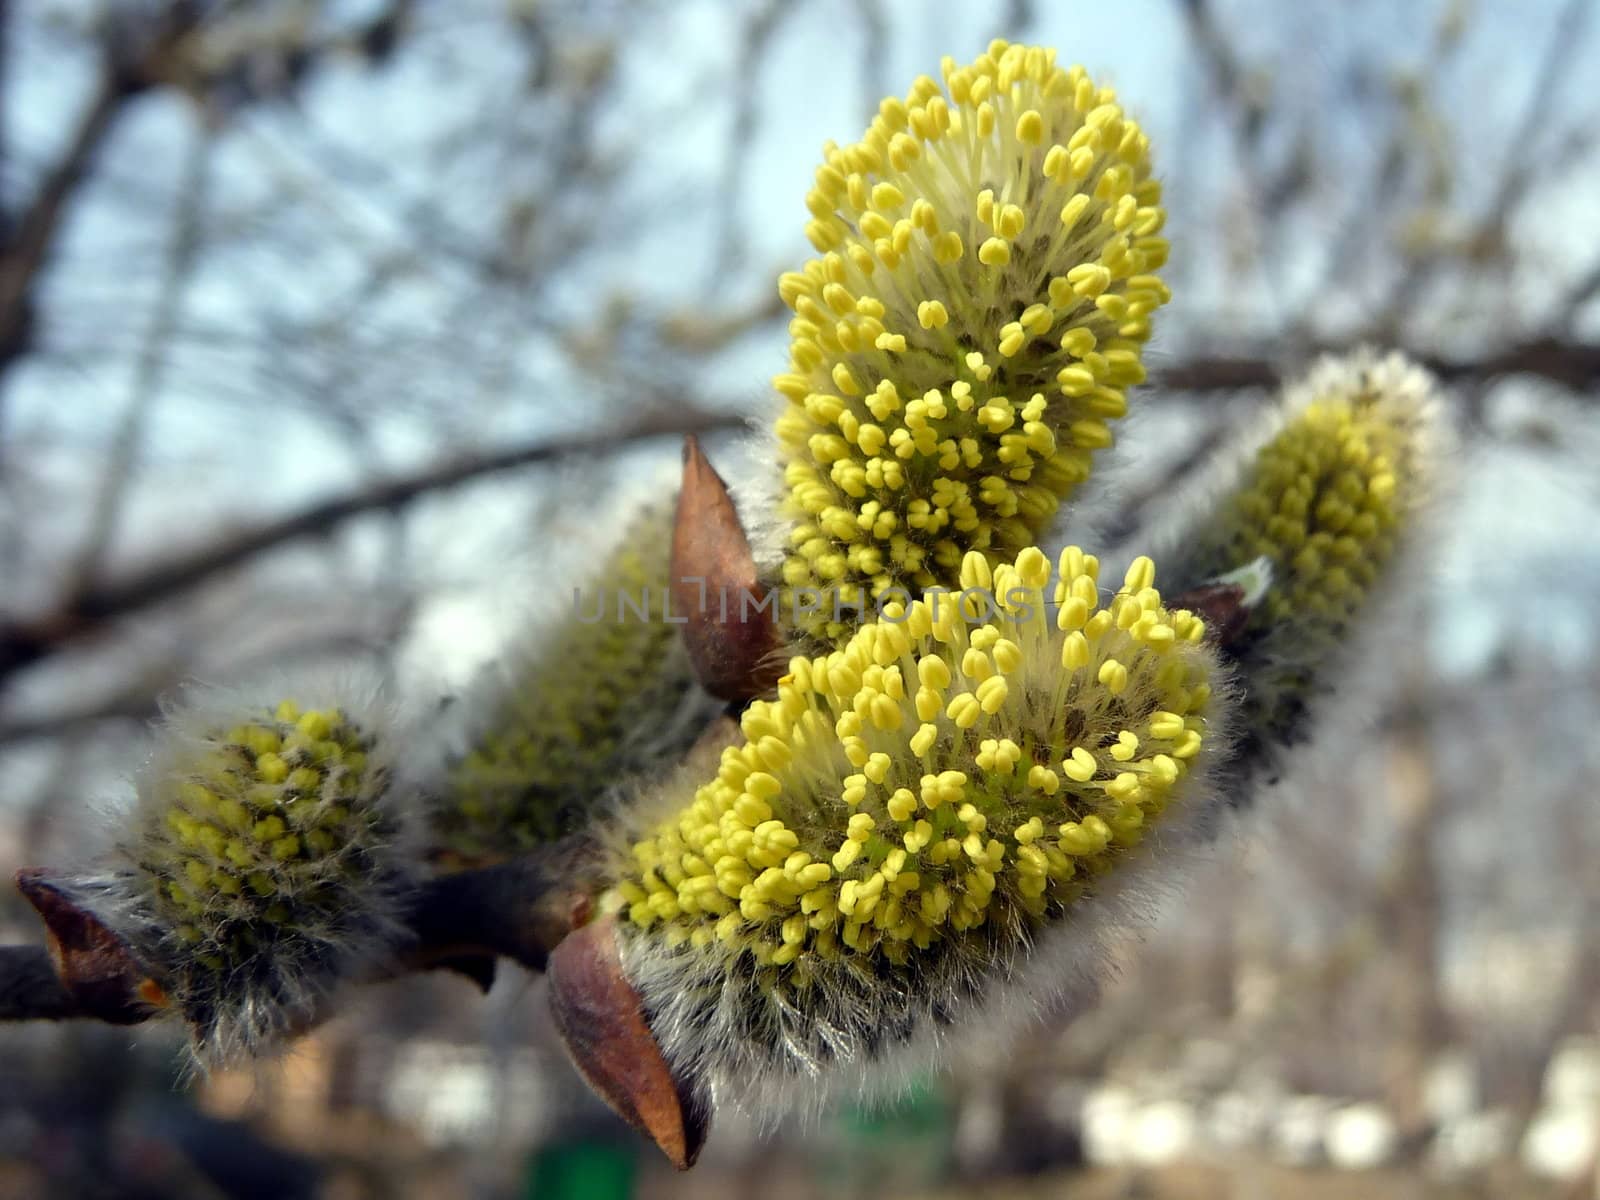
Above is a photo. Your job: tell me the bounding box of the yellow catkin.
[435,503,711,857]
[605,547,1214,969]
[774,42,1172,643]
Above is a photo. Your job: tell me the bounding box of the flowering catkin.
[69,678,414,1064]
[601,546,1222,1109]
[431,502,719,859]
[772,41,1171,643]
[1161,348,1441,764]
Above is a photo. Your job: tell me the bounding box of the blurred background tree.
[1,1,1597,1197]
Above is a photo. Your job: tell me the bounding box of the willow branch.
[1157,336,1600,394]
[0,845,591,1024]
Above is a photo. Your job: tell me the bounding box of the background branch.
[1157,336,1600,394]
[0,7,197,375]
[0,406,744,687]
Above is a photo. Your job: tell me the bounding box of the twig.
[1558,250,1600,334]
[401,851,588,975]
[0,0,9,242]
[0,64,129,370]
[0,6,197,375]
[1173,0,1293,329]
[708,0,787,288]
[1156,336,1600,394]
[1297,4,1467,335]
[65,115,214,596]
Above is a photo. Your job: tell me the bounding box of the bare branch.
[0,64,127,371]
[1156,336,1600,394]
[708,0,788,285]
[401,850,589,976]
[0,6,198,375]
[0,0,9,241]
[0,407,746,685]
[1173,0,1294,324]
[1559,252,1600,332]
[1376,0,1593,334]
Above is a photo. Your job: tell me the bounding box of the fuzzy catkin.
[65,677,415,1065]
[430,502,720,859]
[601,546,1225,1111]
[1161,348,1441,770]
[771,41,1171,644]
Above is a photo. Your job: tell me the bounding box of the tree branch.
[0,64,127,370]
[0,6,198,375]
[0,407,745,686]
[0,845,592,1023]
[2,334,1590,690]
[1374,0,1593,336]
[401,851,588,975]
[1157,336,1600,394]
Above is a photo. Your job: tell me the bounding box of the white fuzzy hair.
[725,399,793,581]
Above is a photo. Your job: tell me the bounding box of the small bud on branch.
[673,435,784,702]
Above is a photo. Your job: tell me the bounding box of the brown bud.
[672,435,783,702]
[15,868,165,1025]
[547,915,709,1169]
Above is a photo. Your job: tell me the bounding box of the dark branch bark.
[1157,336,1600,394]
[0,408,745,686]
[1,844,593,1023]
[2,335,1590,690]
[0,66,127,370]
[402,851,592,975]
[0,4,197,374]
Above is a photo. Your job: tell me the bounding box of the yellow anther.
[1062,746,1098,783]
[978,237,1011,266]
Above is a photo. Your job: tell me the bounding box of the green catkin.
[430,502,718,859]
